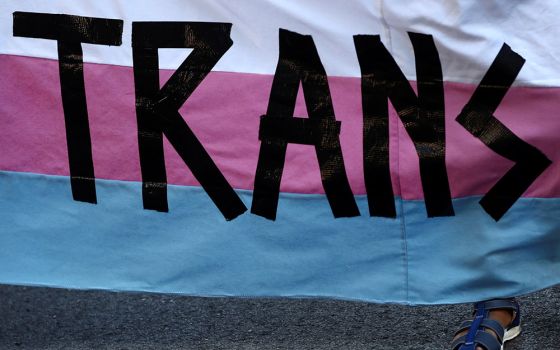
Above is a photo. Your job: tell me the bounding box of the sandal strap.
[475,298,521,328]
[474,298,518,313]
[454,319,505,343]
[451,331,502,350]
[473,330,503,350]
[481,319,505,342]
[451,334,468,350]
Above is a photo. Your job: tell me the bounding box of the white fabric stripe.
[1,0,379,77]
[383,0,560,86]
[1,0,559,85]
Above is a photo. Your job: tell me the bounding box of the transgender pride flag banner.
[1,0,559,304]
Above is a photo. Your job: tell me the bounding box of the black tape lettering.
[132,22,247,220]
[13,12,123,204]
[251,29,360,221]
[456,44,552,221]
[354,32,454,218]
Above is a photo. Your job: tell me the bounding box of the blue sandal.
[451,298,521,350]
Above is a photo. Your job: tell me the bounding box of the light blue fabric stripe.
[0,171,559,304]
[404,197,560,304]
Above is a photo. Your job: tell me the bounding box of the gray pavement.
[1,284,559,349]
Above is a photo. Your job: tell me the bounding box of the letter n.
[354,32,454,218]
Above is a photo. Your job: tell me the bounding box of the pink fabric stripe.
[1,54,559,199]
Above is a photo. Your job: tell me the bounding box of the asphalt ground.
[1,284,559,349]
